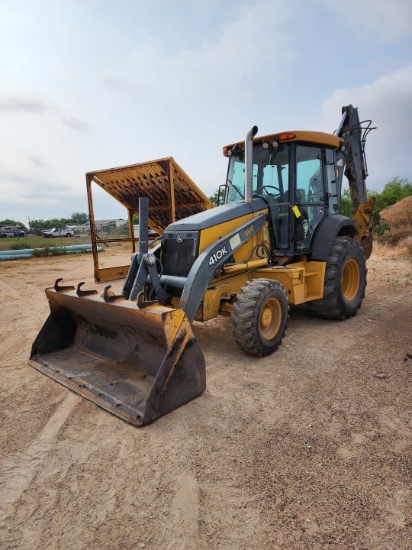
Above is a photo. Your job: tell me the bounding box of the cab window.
[296,145,323,202]
[226,143,290,204]
[325,148,339,213]
[295,145,325,251]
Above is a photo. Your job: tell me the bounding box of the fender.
[311,215,358,261]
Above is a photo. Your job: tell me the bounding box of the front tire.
[232,279,289,357]
[308,237,367,320]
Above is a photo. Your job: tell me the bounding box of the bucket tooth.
[54,278,75,292]
[137,291,157,309]
[102,285,125,303]
[76,282,98,297]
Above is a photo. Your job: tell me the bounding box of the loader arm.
[122,198,268,322]
[178,213,267,322]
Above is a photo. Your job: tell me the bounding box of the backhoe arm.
[335,104,375,212]
[335,104,376,258]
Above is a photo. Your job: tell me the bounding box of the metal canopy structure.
[85,157,214,282]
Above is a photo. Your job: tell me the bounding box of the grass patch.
[32,246,67,258]
[0,235,82,251]
[373,237,412,259]
[9,242,32,250]
[32,246,50,258]
[377,231,412,257]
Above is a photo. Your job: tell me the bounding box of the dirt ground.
[0,249,411,549]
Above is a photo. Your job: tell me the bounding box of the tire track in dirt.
[0,273,48,372]
[166,471,200,550]
[0,332,26,363]
[0,392,80,523]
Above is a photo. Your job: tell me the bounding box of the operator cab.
[221,132,341,256]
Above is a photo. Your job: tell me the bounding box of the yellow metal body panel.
[201,284,230,321]
[250,260,326,304]
[191,208,327,321]
[194,258,326,321]
[198,209,269,262]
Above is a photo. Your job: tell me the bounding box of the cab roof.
[223,130,342,153]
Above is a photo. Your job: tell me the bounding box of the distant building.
[74,219,128,233]
[95,219,128,231]
[133,225,158,238]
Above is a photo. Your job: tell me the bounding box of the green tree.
[369,177,412,213]
[30,218,69,229]
[0,218,27,230]
[209,189,220,206]
[340,189,352,217]
[341,177,412,218]
[29,219,47,229]
[69,212,89,225]
[51,218,68,227]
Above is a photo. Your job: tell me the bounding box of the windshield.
[226,143,290,204]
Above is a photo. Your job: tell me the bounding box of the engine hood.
[164,198,268,232]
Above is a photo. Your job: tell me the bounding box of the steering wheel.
[260,185,280,196]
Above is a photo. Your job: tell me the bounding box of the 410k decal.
[209,246,228,266]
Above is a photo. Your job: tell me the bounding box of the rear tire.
[308,237,366,320]
[232,279,289,357]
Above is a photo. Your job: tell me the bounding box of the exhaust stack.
[245,126,258,203]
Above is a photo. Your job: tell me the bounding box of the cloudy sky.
[1,0,411,225]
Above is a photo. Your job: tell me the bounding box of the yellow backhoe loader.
[30,105,376,426]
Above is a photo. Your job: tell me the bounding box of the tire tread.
[308,237,367,320]
[232,279,289,357]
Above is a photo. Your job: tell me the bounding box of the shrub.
[32,247,50,257]
[9,243,32,250]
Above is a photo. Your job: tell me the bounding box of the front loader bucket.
[29,287,206,426]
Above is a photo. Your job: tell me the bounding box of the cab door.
[294,144,330,251]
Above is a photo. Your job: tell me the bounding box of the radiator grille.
[162,231,199,277]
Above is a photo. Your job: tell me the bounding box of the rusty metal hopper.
[86,157,214,283]
[87,157,213,237]
[29,286,206,426]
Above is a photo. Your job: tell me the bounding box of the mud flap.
[29,288,206,426]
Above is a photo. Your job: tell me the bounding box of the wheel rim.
[342,258,360,301]
[259,298,281,340]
